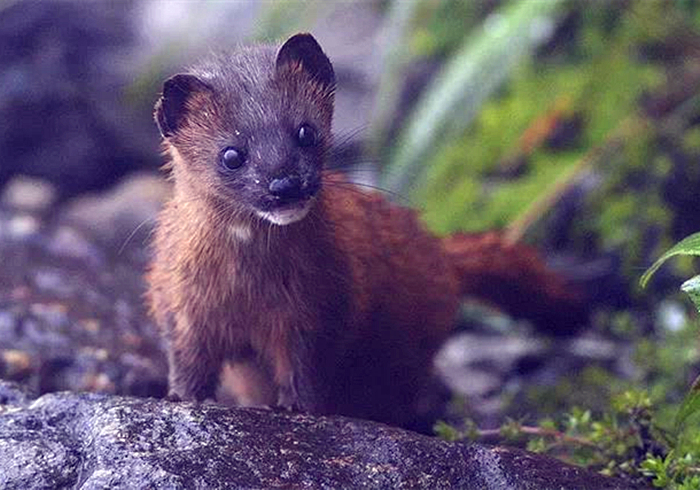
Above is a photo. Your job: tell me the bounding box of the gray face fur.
[155,34,336,226]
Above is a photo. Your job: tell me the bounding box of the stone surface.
[0,381,638,490]
[0,0,159,196]
[60,172,171,252]
[0,195,167,399]
[0,177,57,212]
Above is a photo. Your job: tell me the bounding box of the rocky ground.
[0,175,168,399]
[0,380,638,489]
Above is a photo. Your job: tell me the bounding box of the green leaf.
[675,374,700,435]
[682,275,700,314]
[640,232,700,289]
[433,420,460,441]
[382,0,565,194]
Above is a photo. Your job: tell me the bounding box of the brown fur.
[147,34,583,429]
[148,167,460,425]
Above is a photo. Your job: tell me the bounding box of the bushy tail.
[442,231,587,335]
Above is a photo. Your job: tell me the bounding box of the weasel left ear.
[276,33,335,89]
[155,73,213,138]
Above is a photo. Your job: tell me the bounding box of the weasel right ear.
[276,33,335,90]
[154,74,212,138]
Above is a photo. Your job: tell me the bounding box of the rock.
[436,306,636,426]
[0,205,166,399]
[0,1,159,197]
[0,381,638,490]
[60,172,170,254]
[0,177,57,212]
[437,333,547,398]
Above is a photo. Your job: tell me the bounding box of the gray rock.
[0,205,166,399]
[60,172,170,254]
[0,177,57,212]
[0,1,159,197]
[0,381,636,490]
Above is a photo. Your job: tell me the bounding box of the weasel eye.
[296,124,317,148]
[220,147,245,170]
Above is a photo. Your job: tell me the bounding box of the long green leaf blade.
[382,0,564,194]
[640,232,700,289]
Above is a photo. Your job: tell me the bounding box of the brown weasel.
[147,33,583,428]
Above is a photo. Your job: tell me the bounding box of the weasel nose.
[269,176,304,200]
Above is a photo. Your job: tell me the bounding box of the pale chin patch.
[257,202,312,226]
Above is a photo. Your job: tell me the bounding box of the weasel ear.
[276,33,335,89]
[154,74,212,138]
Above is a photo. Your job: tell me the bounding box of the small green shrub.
[436,232,700,487]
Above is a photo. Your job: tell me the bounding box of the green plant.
[641,232,700,314]
[434,232,700,487]
[641,233,700,446]
[435,391,666,486]
[380,0,565,195]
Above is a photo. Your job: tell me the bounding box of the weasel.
[147,33,582,428]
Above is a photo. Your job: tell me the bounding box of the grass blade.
[382,0,564,194]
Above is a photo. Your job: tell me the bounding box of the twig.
[475,425,599,448]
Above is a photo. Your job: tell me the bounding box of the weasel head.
[154,33,335,227]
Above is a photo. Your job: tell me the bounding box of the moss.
[415,3,665,237]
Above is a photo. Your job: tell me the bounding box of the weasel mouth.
[256,199,313,226]
[257,174,320,225]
